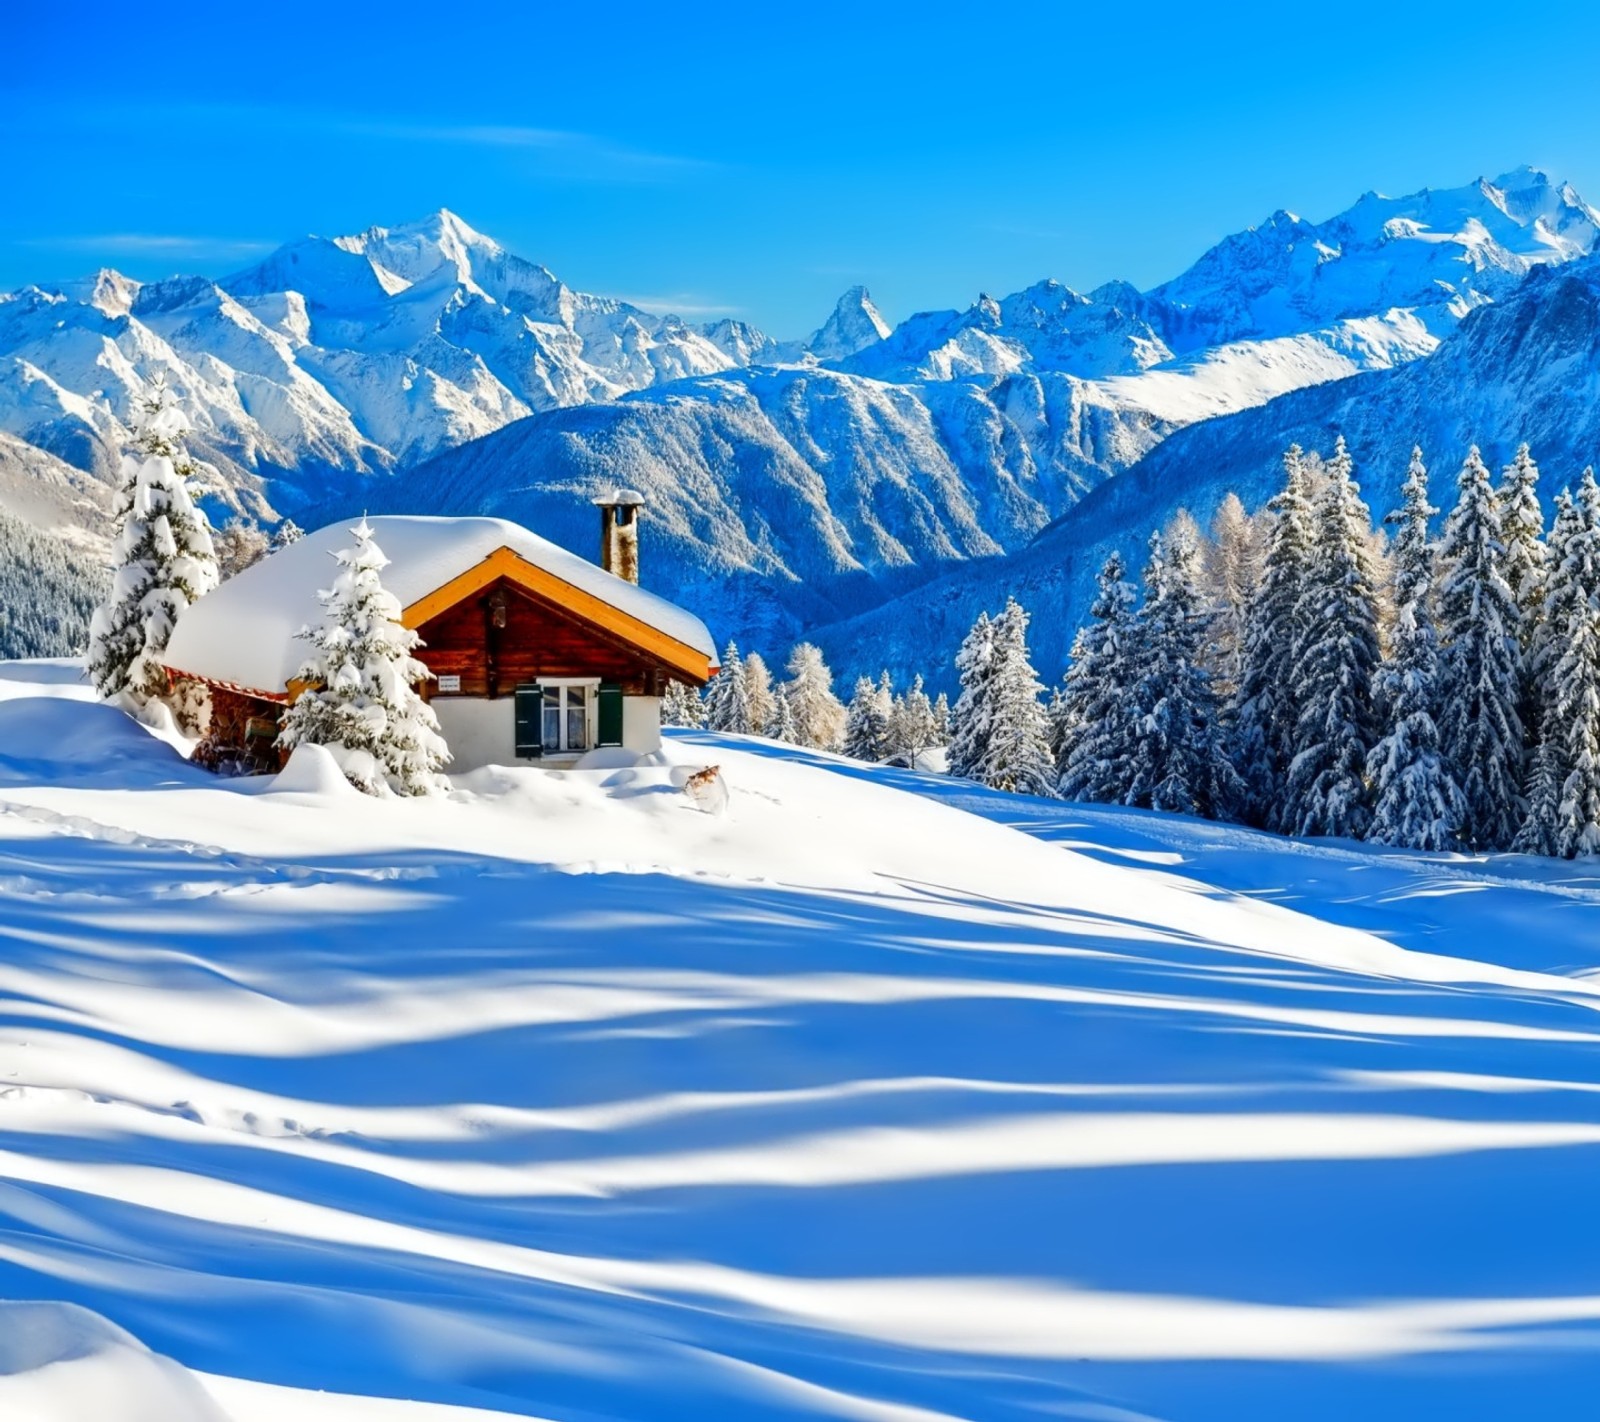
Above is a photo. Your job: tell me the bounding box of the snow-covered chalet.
[162,494,718,771]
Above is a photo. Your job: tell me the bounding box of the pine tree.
[1126,528,1240,818]
[86,375,219,712]
[1553,598,1600,857]
[888,672,940,766]
[1057,550,1140,803]
[1532,472,1600,856]
[703,641,753,733]
[973,598,1057,796]
[1499,443,1548,646]
[1515,487,1584,855]
[661,679,705,729]
[768,685,799,744]
[1436,447,1525,849]
[930,692,951,746]
[1232,445,1315,828]
[270,518,305,551]
[948,611,995,781]
[276,517,450,795]
[1282,436,1382,839]
[743,651,777,735]
[1367,449,1466,849]
[781,642,847,750]
[843,674,893,761]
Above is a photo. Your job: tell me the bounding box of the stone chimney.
[594,488,645,584]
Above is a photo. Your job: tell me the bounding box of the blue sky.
[7,0,1600,336]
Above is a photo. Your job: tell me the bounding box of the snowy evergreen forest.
[0,510,107,660]
[681,438,1600,860]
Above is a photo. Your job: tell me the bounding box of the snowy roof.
[593,488,645,507]
[164,514,717,696]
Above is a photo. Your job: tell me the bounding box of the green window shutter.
[514,683,544,758]
[597,682,624,747]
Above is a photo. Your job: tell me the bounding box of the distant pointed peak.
[807,284,890,359]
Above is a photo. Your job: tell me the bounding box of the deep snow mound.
[0,1302,229,1422]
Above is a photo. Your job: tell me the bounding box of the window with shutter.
[514,683,544,758]
[597,683,623,746]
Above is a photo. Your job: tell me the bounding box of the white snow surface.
[3,660,1600,1419]
[162,513,716,694]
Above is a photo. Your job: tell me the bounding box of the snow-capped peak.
[59,268,141,319]
[334,208,503,292]
[807,285,891,360]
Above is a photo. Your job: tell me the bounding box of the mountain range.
[4,166,1597,674]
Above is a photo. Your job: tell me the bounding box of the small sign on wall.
[437,674,462,693]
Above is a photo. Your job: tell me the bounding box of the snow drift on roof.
[163,514,716,695]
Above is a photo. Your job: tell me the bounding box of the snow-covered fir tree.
[1126,528,1241,818]
[843,674,893,762]
[1232,445,1315,828]
[768,684,799,744]
[1515,487,1585,855]
[742,651,777,735]
[1552,596,1600,857]
[86,375,219,714]
[781,642,847,750]
[270,518,305,551]
[971,597,1056,796]
[888,673,940,766]
[661,679,705,729]
[1498,443,1548,648]
[947,611,995,782]
[1057,549,1139,804]
[1436,446,1526,849]
[276,516,449,795]
[930,692,951,746]
[1528,471,1600,856]
[703,641,753,734]
[1282,437,1382,839]
[1367,449,1466,850]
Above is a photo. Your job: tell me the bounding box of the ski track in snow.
[3,669,1600,1419]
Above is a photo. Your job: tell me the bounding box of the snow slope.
[3,659,1600,1419]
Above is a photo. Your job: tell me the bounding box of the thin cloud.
[6,100,716,184]
[609,292,744,317]
[346,120,715,177]
[20,234,274,256]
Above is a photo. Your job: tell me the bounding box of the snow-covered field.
[3,659,1599,1420]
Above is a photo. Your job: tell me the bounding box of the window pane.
[542,687,561,749]
[566,685,587,749]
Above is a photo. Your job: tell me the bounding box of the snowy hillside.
[4,659,1600,1419]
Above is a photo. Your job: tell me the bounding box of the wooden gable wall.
[414,576,675,698]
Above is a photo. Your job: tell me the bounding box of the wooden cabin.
[162,498,718,772]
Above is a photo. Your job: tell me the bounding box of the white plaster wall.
[433,694,661,770]
[433,697,516,772]
[623,696,662,754]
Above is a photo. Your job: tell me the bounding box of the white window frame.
[538,678,599,755]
